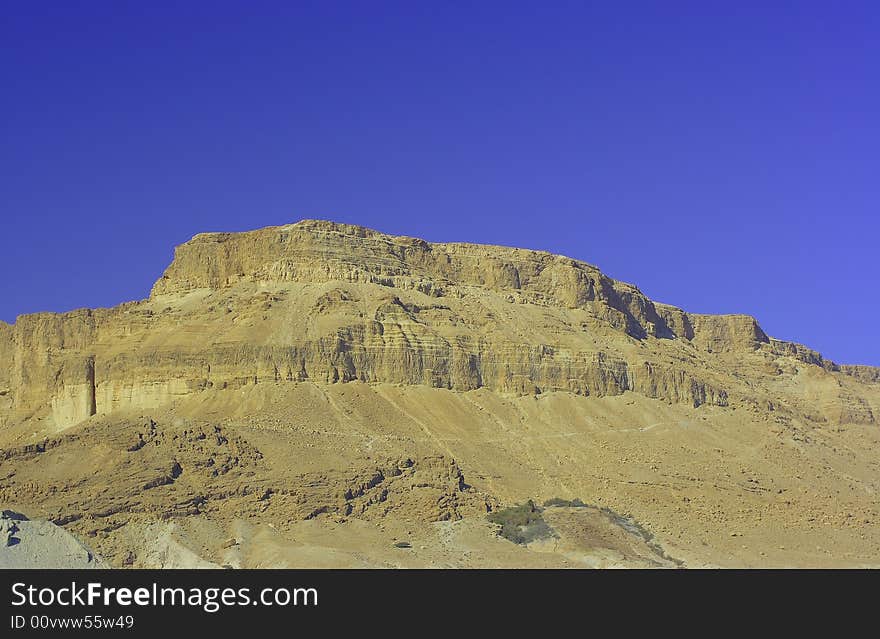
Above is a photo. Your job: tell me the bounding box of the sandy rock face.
[0,322,12,429]
[3,220,873,433]
[150,220,669,337]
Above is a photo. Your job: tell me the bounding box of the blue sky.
[2,2,878,365]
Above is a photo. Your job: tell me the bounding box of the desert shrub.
[488,500,540,527]
[488,501,556,545]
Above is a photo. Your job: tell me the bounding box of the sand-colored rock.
[0,322,12,429]
[0,220,878,568]
[6,220,873,433]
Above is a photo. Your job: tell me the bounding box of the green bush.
[488,501,556,545]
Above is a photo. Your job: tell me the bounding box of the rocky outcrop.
[1,220,876,432]
[632,361,728,408]
[838,390,875,424]
[150,220,671,339]
[0,321,12,384]
[840,365,880,384]
[766,338,831,369]
[688,314,769,353]
[0,416,493,553]
[2,313,96,428]
[9,310,98,427]
[655,305,772,354]
[0,322,12,428]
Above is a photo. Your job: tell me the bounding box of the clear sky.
[2,2,878,365]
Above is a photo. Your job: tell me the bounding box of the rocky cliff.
[0,220,876,433]
[0,322,13,428]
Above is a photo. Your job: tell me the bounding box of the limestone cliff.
[0,321,13,428]
[150,220,671,338]
[1,220,876,432]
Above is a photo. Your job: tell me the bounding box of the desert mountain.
[1,220,878,568]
